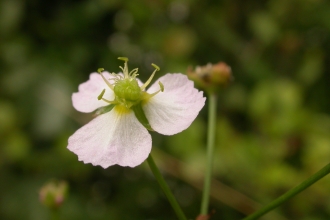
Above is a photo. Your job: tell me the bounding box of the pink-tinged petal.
[67,108,152,168]
[143,73,205,135]
[72,72,115,113]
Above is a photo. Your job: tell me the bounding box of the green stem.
[51,209,60,220]
[146,154,187,220]
[200,93,217,215]
[243,162,330,220]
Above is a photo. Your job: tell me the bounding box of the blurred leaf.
[3,131,31,162]
[166,118,205,159]
[297,50,324,86]
[249,12,280,45]
[0,101,16,135]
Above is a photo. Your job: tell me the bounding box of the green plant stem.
[146,154,187,220]
[51,209,60,220]
[243,162,330,220]
[200,93,217,215]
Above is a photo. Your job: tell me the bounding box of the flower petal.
[67,108,152,168]
[144,73,205,135]
[72,72,115,113]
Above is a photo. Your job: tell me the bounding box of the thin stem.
[51,209,60,220]
[243,162,330,220]
[146,154,187,220]
[200,93,217,215]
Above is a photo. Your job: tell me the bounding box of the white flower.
[67,58,205,168]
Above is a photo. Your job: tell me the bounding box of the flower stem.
[146,154,187,220]
[243,162,330,220]
[200,93,217,215]
[51,209,60,220]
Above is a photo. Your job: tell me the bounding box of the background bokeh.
[1,0,330,219]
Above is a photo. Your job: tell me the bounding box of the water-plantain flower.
[67,57,205,168]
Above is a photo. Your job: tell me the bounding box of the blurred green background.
[1,0,330,219]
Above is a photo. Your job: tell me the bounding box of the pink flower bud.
[187,62,233,93]
[39,180,68,210]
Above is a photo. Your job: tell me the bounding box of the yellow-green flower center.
[96,57,164,130]
[97,57,164,110]
[114,78,141,101]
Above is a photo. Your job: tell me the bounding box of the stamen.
[151,63,160,71]
[97,89,116,104]
[119,66,125,74]
[140,63,160,91]
[97,68,105,73]
[101,98,117,104]
[144,81,164,100]
[100,72,114,90]
[129,68,139,77]
[118,57,129,78]
[97,89,106,100]
[111,72,123,81]
[147,89,161,98]
[158,81,164,92]
[118,57,129,62]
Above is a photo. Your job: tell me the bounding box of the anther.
[158,81,164,92]
[97,89,106,100]
[151,63,160,71]
[118,57,129,62]
[97,90,116,104]
[97,68,105,73]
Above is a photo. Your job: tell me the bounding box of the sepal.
[95,104,115,115]
[132,103,154,131]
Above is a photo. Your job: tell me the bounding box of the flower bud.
[39,180,68,210]
[187,62,233,93]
